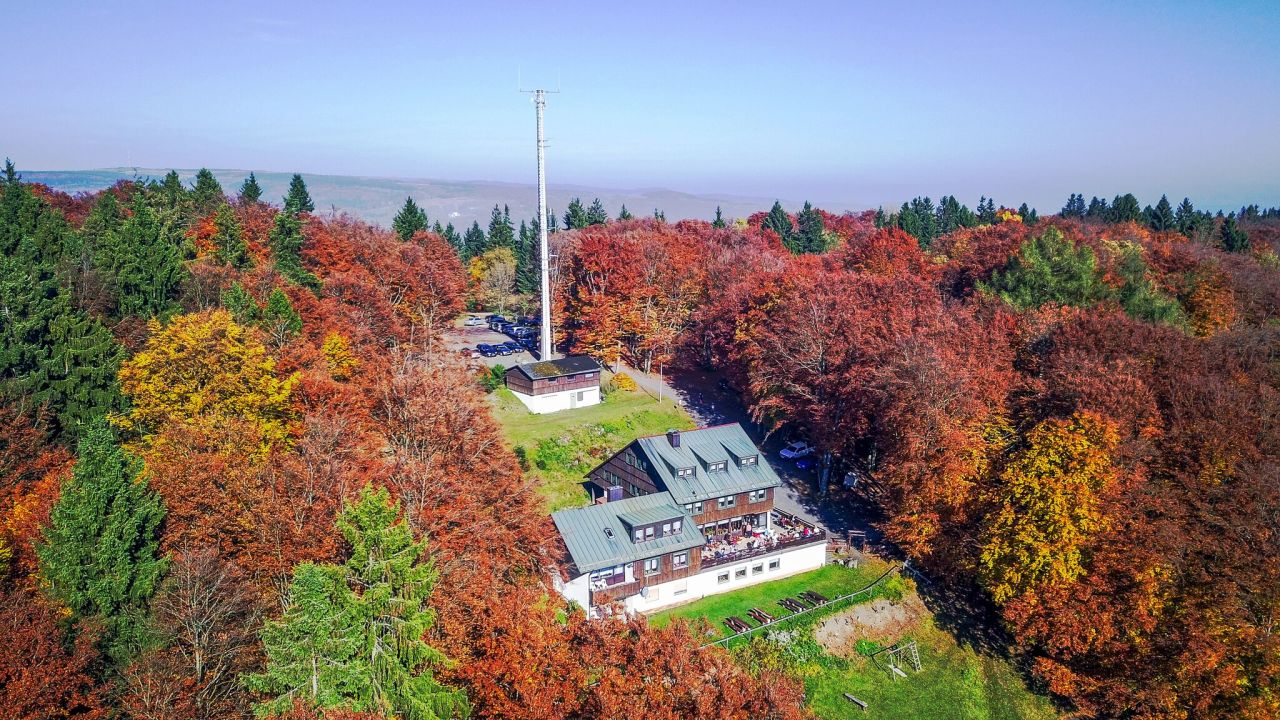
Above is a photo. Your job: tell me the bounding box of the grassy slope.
[490,384,695,512]
[649,564,1058,720]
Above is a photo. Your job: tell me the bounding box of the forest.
[2,159,1279,720]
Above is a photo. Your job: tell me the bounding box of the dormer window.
[739,455,758,467]
[709,460,727,472]
[676,467,694,477]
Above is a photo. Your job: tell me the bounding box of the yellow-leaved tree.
[115,309,298,446]
[979,411,1119,604]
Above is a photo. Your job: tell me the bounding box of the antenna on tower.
[519,83,560,361]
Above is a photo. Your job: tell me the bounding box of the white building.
[505,356,602,414]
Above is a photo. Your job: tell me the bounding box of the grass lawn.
[649,562,894,640]
[489,381,695,512]
[649,562,1059,720]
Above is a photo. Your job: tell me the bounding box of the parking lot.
[444,315,543,369]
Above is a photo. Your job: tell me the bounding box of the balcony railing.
[699,529,827,570]
[590,578,645,606]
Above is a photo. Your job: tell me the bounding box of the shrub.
[610,372,638,393]
[480,364,505,393]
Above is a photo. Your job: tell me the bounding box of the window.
[752,564,764,575]
[633,529,643,543]
[624,452,634,466]
[661,522,671,536]
[673,552,688,569]
[643,557,661,576]
[585,372,596,378]
[676,467,694,477]
[717,495,736,509]
[603,527,613,539]
[644,526,654,541]
[717,572,730,584]
[709,460,727,472]
[734,567,747,579]
[740,455,758,467]
[749,489,767,503]
[672,519,682,534]
[768,559,780,571]
[684,501,703,514]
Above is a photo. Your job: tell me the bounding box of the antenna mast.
[522,86,558,360]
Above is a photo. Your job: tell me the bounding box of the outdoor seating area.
[700,510,826,569]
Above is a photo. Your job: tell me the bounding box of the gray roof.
[552,493,704,573]
[634,424,781,504]
[513,355,601,380]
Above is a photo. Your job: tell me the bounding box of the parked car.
[494,344,512,356]
[519,337,538,351]
[476,343,497,357]
[488,316,508,330]
[463,316,485,327]
[499,322,516,334]
[510,326,535,339]
[780,441,814,459]
[503,341,524,353]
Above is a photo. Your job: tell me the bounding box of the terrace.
[701,509,826,570]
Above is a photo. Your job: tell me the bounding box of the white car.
[780,441,814,459]
[463,316,485,327]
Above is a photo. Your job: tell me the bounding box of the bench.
[843,693,868,711]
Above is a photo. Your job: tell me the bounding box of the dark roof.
[509,355,602,381]
[552,493,703,573]
[632,424,781,503]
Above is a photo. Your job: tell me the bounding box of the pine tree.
[763,201,793,246]
[462,221,485,262]
[1220,214,1250,252]
[1061,193,1086,218]
[393,196,429,241]
[900,197,939,248]
[563,198,588,229]
[1148,194,1176,232]
[191,168,224,212]
[220,281,260,325]
[1108,193,1142,224]
[212,204,250,268]
[795,201,826,254]
[284,173,314,215]
[159,170,187,209]
[1086,196,1108,218]
[874,207,887,228]
[515,220,539,295]
[586,198,608,225]
[442,222,461,257]
[239,172,263,204]
[247,486,468,720]
[262,287,303,346]
[37,419,167,665]
[618,204,634,221]
[653,208,666,222]
[547,211,559,233]
[99,194,186,317]
[486,204,514,251]
[977,196,997,224]
[270,210,321,290]
[712,206,726,228]
[1176,198,1197,237]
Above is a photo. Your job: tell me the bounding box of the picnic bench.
[748,607,774,624]
[724,616,753,634]
[843,693,868,711]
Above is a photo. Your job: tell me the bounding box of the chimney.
[667,429,681,448]
[607,485,623,502]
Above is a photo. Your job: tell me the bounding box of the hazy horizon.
[6,1,1280,212]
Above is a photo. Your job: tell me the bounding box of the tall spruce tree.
[262,287,303,346]
[618,204,634,221]
[486,204,514,251]
[1220,214,1250,252]
[239,172,263,204]
[270,211,320,290]
[1175,198,1197,237]
[795,201,826,254]
[515,220,538,295]
[763,201,793,247]
[983,227,1108,310]
[461,221,486,262]
[976,196,997,224]
[99,194,185,317]
[393,196,428,241]
[1147,195,1176,232]
[158,170,188,210]
[586,198,608,226]
[1108,193,1143,224]
[1086,196,1108,218]
[563,198,589,230]
[37,419,167,664]
[213,204,250,268]
[1061,193,1086,218]
[247,486,468,720]
[284,173,314,215]
[712,206,726,228]
[442,222,462,257]
[221,281,260,325]
[191,168,225,213]
[653,208,666,222]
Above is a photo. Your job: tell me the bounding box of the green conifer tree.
[1148,195,1176,232]
[515,220,538,295]
[159,170,188,209]
[763,201,793,247]
[1108,193,1143,224]
[247,486,468,720]
[711,206,725,228]
[270,211,321,290]
[1175,198,1198,237]
[239,172,263,204]
[486,204,514,251]
[37,420,167,664]
[982,227,1108,310]
[1220,214,1250,252]
[191,168,225,212]
[462,221,486,262]
[1086,196,1108,218]
[653,208,666,222]
[221,281,260,325]
[586,198,608,225]
[99,194,185,317]
[284,174,314,215]
[618,204,634,221]
[213,204,250,268]
[563,198,588,229]
[262,287,303,346]
[394,196,429,241]
[795,201,826,254]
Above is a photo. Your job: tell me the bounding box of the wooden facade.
[688,488,773,526]
[586,450,662,499]
[505,368,600,397]
[590,546,704,606]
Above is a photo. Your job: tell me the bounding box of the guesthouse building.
[505,355,602,414]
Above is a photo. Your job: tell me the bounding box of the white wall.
[623,542,827,615]
[511,386,601,414]
[557,572,591,611]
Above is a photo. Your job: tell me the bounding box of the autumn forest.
[2,160,1280,720]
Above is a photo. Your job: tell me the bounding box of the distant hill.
[18,168,799,229]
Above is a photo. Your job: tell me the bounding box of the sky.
[5,0,1280,212]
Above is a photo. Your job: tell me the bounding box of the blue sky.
[6,0,1279,211]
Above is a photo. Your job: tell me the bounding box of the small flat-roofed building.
[505,355,602,414]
